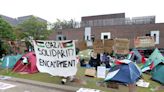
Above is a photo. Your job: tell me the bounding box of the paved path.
[0,76,79,92]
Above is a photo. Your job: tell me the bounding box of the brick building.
[49,13,164,48]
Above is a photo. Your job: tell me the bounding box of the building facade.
[49,13,164,48]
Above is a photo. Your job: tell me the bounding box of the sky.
[0,0,163,23]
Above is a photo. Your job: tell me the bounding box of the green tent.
[15,54,22,61]
[141,48,164,72]
[1,55,22,68]
[127,48,142,63]
[151,64,164,84]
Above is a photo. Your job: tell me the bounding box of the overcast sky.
[0,0,163,23]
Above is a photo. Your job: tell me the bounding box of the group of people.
[80,50,116,70]
[89,51,112,70]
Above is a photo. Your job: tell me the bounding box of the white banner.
[33,40,78,77]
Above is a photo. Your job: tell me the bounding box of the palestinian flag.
[149,62,154,70]
[141,56,146,64]
[141,62,154,72]
[35,41,45,48]
[62,41,73,48]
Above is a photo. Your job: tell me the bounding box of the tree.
[18,16,51,40]
[0,16,16,40]
[52,19,79,30]
[17,16,52,51]
[0,17,16,55]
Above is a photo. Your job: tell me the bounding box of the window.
[151,31,159,44]
[145,34,150,36]
[63,36,66,40]
[101,32,111,40]
[87,36,89,41]
[153,34,156,42]
[58,37,62,40]
[104,35,108,39]
[91,35,95,42]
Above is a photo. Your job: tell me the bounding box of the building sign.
[33,40,78,77]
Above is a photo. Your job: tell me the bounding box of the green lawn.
[0,65,163,92]
[0,49,163,92]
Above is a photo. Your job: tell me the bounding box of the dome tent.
[105,60,142,84]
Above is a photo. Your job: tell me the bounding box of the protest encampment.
[0,12,164,92]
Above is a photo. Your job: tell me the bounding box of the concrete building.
[17,15,47,25]
[48,13,164,48]
[0,14,47,27]
[0,15,18,26]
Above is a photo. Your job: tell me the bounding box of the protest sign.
[93,40,104,53]
[76,41,87,51]
[97,66,106,78]
[33,40,78,77]
[104,39,114,53]
[113,38,130,54]
[134,36,155,48]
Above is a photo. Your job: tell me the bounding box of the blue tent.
[1,54,22,68]
[105,62,142,84]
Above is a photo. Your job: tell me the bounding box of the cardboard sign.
[33,40,78,77]
[93,40,104,53]
[104,39,114,53]
[77,41,87,51]
[85,68,96,77]
[93,39,129,54]
[134,36,155,48]
[113,38,130,54]
[94,48,104,54]
[97,66,106,78]
[104,39,114,46]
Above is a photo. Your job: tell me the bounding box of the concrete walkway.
[0,76,79,92]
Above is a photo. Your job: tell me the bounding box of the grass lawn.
[0,49,163,92]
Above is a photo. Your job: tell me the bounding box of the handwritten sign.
[33,40,78,77]
[134,36,155,48]
[97,66,106,78]
[114,38,130,54]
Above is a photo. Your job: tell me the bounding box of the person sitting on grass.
[88,50,100,70]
